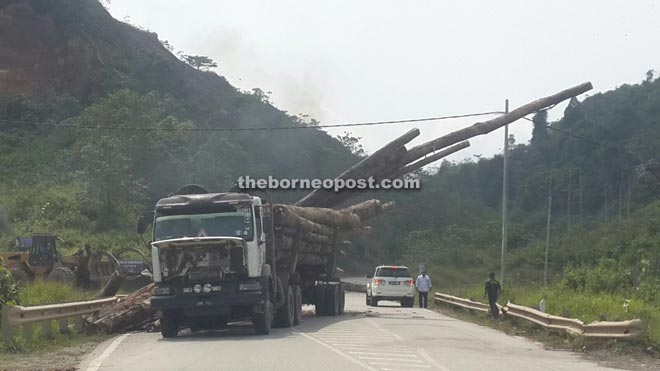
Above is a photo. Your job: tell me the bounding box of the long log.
[403,82,593,164]
[341,199,395,221]
[274,204,361,228]
[326,141,471,208]
[273,205,336,236]
[295,129,420,207]
[392,141,470,177]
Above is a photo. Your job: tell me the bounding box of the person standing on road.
[415,271,432,308]
[484,272,501,319]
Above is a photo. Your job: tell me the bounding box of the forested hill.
[0,0,356,245]
[355,73,660,285]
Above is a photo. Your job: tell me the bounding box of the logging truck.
[144,186,346,337]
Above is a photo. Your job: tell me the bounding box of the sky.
[106,0,660,163]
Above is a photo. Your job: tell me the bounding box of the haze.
[106,0,660,163]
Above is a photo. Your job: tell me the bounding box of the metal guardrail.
[1,297,118,342]
[434,293,490,313]
[504,302,584,335]
[434,292,644,339]
[582,319,645,338]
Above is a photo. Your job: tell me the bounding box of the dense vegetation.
[0,0,356,251]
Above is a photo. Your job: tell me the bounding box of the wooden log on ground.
[274,204,361,228]
[402,82,593,164]
[295,129,420,207]
[86,283,154,334]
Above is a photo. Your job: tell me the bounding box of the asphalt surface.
[79,292,619,371]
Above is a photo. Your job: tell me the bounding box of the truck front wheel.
[275,285,295,328]
[160,311,179,338]
[253,300,273,335]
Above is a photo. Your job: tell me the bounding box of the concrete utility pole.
[544,174,553,285]
[501,99,509,286]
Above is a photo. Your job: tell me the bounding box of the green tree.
[180,54,218,71]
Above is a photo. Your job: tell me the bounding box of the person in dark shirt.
[484,272,501,319]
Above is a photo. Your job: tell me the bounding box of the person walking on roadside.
[484,272,501,319]
[415,271,432,308]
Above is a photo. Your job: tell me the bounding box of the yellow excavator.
[0,233,81,285]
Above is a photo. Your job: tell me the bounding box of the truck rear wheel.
[160,312,179,338]
[253,299,273,335]
[338,284,345,315]
[314,285,327,316]
[275,285,295,328]
[325,284,339,316]
[293,285,302,325]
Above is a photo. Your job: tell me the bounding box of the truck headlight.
[193,284,202,294]
[203,283,212,293]
[154,286,171,296]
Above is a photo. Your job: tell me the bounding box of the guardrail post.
[1,305,12,341]
[58,318,68,333]
[42,320,52,338]
[74,315,84,333]
[23,323,32,342]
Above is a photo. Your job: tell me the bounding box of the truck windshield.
[154,210,253,241]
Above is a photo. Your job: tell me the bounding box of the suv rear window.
[375,267,411,278]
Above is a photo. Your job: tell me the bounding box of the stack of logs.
[85,82,593,333]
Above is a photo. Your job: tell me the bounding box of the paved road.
[79,293,618,371]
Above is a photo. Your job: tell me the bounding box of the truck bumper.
[151,290,265,318]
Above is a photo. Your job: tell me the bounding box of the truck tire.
[9,268,30,285]
[293,285,302,325]
[252,299,273,335]
[275,285,295,328]
[47,267,76,286]
[160,311,179,338]
[325,284,339,316]
[314,285,327,316]
[338,284,345,315]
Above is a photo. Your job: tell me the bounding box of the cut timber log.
[295,128,420,207]
[274,204,361,228]
[273,205,336,236]
[403,82,593,164]
[341,200,395,221]
[392,141,470,177]
[86,283,154,334]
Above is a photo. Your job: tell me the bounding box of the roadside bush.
[0,265,20,307]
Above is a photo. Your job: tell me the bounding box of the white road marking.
[367,362,431,368]
[85,333,130,371]
[418,348,453,371]
[358,356,425,362]
[348,352,417,358]
[348,351,415,356]
[296,332,379,371]
[364,318,404,341]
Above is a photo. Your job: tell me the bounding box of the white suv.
[365,265,415,307]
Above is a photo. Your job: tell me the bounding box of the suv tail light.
[404,279,414,286]
[374,279,385,285]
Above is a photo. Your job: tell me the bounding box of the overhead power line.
[0,111,502,132]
